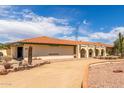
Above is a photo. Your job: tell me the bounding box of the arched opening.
[80,48,86,58]
[95,49,99,56]
[89,49,93,57]
[101,49,104,56]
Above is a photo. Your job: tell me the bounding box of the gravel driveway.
[88,62,124,88]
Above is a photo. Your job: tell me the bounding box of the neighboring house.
[10,36,113,60]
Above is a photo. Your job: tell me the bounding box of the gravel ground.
[88,62,124,88]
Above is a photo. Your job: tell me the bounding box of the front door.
[17,47,23,59]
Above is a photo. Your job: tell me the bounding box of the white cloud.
[0,6,92,43]
[0,6,121,44]
[77,19,91,35]
[64,26,124,44]
[0,6,12,17]
[0,6,76,43]
[60,35,90,41]
[89,27,124,43]
[0,19,75,43]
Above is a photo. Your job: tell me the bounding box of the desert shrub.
[3,63,11,69]
[3,56,12,62]
[2,56,12,69]
[0,69,8,75]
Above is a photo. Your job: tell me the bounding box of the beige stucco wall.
[79,45,107,58]
[11,45,24,59]
[80,45,96,58]
[76,45,80,58]
[0,49,7,56]
[23,44,75,60]
[11,43,107,60]
[11,46,17,58]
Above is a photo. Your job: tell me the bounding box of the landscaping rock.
[0,69,8,75]
[27,65,34,68]
[0,65,8,75]
[13,67,19,72]
[45,61,51,64]
[0,59,50,74]
[0,65,5,69]
[3,56,12,62]
[18,66,25,71]
[12,64,19,68]
[22,60,28,67]
[7,69,14,72]
[3,63,12,69]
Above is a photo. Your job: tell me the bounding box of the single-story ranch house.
[10,36,112,60]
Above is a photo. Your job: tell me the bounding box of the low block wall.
[24,55,75,60]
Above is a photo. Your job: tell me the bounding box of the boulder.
[18,66,25,71]
[27,65,34,69]
[12,64,19,68]
[0,65,5,69]
[22,60,28,67]
[0,65,8,75]
[3,63,12,69]
[0,69,8,75]
[45,61,51,64]
[7,69,14,72]
[13,67,19,72]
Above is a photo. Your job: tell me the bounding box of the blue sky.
[0,5,124,44]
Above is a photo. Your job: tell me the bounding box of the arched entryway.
[80,48,86,58]
[95,49,99,56]
[89,49,93,57]
[101,49,104,56]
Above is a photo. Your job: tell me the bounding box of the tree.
[119,33,124,57]
[0,43,10,49]
[113,32,124,57]
[113,40,118,55]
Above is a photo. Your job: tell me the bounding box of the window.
[48,53,59,55]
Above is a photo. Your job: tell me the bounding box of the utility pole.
[75,29,78,41]
[75,21,83,41]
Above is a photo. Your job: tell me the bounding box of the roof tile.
[17,36,113,47]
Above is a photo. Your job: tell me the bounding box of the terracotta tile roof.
[17,36,113,47]
[18,36,80,45]
[91,42,113,48]
[100,43,113,48]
